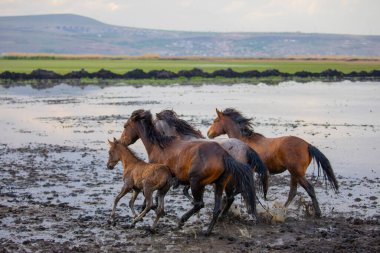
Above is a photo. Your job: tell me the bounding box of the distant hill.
[1,14,380,57]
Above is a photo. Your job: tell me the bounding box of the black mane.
[156,110,205,139]
[222,108,262,137]
[130,109,175,149]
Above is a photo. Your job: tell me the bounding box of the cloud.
[107,2,119,12]
[49,0,65,7]
[222,0,246,13]
[307,1,319,14]
[177,0,194,8]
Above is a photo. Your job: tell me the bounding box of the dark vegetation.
[1,68,380,82]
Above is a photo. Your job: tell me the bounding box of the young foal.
[107,138,172,229]
[207,108,339,217]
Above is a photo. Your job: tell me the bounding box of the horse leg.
[178,183,205,228]
[298,176,322,218]
[109,183,131,225]
[284,175,298,207]
[129,189,140,218]
[183,185,193,203]
[151,182,171,230]
[221,183,236,217]
[263,173,269,201]
[132,188,153,225]
[205,182,224,236]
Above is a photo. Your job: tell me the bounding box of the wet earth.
[0,82,379,252]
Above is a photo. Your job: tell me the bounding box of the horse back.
[245,135,310,174]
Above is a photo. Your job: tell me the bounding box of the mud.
[0,82,379,252]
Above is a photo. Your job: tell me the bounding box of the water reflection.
[0,81,379,177]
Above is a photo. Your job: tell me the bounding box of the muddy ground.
[0,82,379,252]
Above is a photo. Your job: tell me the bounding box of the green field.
[1,58,380,74]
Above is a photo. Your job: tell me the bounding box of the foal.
[107,138,173,229]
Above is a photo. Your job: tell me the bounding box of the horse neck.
[180,134,201,141]
[116,144,140,171]
[245,132,265,143]
[135,122,160,156]
[224,123,244,140]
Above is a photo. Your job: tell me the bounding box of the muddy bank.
[0,143,379,252]
[1,68,380,85]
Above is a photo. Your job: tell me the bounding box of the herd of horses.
[106,108,339,236]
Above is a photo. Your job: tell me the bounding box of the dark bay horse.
[207,108,339,217]
[155,109,268,202]
[120,109,257,235]
[107,138,173,229]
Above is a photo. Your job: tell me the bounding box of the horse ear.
[216,108,223,118]
[108,139,113,146]
[113,137,119,143]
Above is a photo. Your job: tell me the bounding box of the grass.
[1,57,380,74]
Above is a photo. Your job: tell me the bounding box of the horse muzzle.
[207,130,215,139]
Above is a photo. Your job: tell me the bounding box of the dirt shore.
[0,143,379,252]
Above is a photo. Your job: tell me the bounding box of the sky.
[0,0,379,35]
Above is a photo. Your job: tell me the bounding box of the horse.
[107,137,173,230]
[155,109,269,203]
[207,108,339,218]
[120,109,257,235]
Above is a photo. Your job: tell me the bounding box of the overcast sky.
[0,0,379,35]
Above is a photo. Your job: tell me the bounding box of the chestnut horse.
[120,109,257,235]
[155,109,268,204]
[207,108,339,217]
[107,138,173,229]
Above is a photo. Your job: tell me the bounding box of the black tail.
[223,155,257,219]
[308,144,339,193]
[246,147,269,200]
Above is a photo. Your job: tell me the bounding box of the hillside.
[1,14,380,57]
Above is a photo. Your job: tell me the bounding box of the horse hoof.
[107,219,116,226]
[219,213,228,220]
[133,218,142,224]
[177,220,185,229]
[148,227,157,233]
[126,223,135,229]
[202,230,212,237]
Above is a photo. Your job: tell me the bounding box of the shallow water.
[1,81,379,177]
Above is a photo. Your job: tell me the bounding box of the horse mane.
[131,109,175,149]
[156,109,205,139]
[222,108,264,137]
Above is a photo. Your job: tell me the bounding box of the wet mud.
[0,82,379,252]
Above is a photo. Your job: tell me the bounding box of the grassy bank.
[1,57,380,74]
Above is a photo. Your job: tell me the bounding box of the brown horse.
[120,109,257,235]
[107,137,173,229]
[207,108,339,217]
[155,109,268,204]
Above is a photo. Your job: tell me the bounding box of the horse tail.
[223,155,257,219]
[246,147,269,200]
[308,144,339,193]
